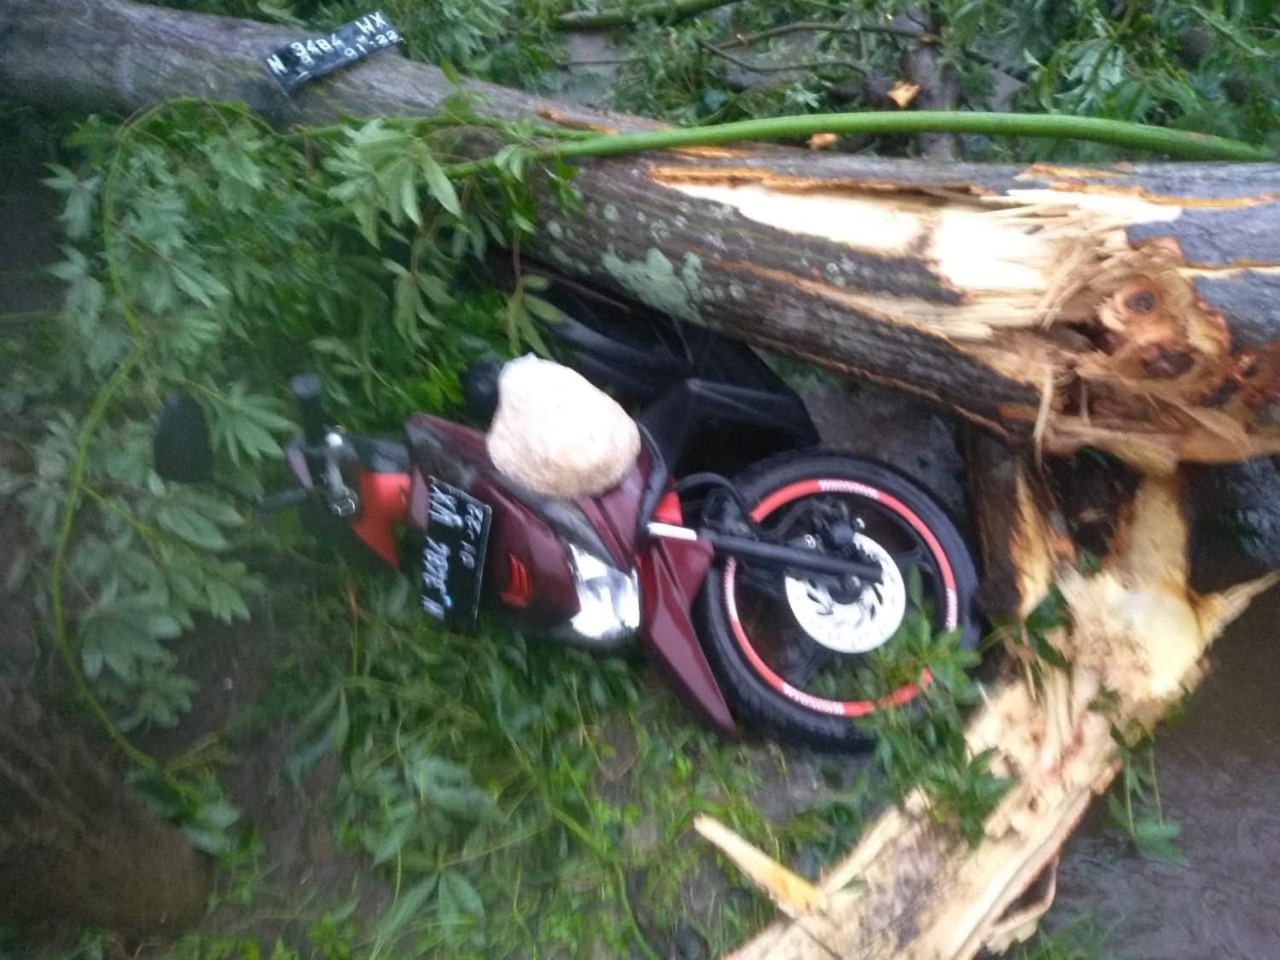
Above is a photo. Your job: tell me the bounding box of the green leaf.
[400,174,421,226]
[415,271,454,307]
[198,798,242,831]
[331,689,350,750]
[144,612,184,640]
[373,876,437,942]
[157,502,229,551]
[183,822,237,856]
[523,293,566,325]
[439,60,463,86]
[4,546,29,593]
[82,642,105,681]
[392,269,424,345]
[408,753,495,819]
[256,1,307,25]
[1132,817,1186,864]
[182,491,244,528]
[492,144,526,181]
[206,578,251,622]
[368,816,416,866]
[171,256,231,308]
[421,157,461,218]
[437,870,484,926]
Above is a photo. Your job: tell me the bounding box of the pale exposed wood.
[718,464,1279,960]
[692,815,826,918]
[4,0,1280,468]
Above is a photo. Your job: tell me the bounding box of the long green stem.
[49,348,157,771]
[48,99,184,774]
[446,110,1273,180]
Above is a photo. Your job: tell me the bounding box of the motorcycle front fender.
[638,538,737,738]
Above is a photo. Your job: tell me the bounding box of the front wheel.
[696,451,980,751]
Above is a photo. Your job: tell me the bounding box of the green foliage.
[572,0,1280,159]
[853,581,1009,845]
[143,0,1280,161]
[610,17,738,124]
[989,584,1072,697]
[169,906,360,960]
[236,575,799,957]
[3,95,582,739]
[4,90,651,955]
[1105,738,1185,864]
[1011,912,1124,960]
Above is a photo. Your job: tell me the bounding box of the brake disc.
[783,533,906,654]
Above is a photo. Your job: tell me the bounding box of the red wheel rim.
[723,478,958,718]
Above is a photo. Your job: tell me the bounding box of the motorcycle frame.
[284,373,847,738]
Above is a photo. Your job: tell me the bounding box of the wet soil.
[138,614,394,947]
[1050,545,1280,959]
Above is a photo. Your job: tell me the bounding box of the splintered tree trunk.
[5,2,1280,956]
[4,0,1280,471]
[696,441,1277,959]
[0,680,211,937]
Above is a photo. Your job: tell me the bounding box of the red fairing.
[638,537,737,738]
[479,483,580,628]
[574,449,651,568]
[352,471,411,568]
[653,491,683,525]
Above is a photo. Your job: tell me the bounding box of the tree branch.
[722,20,937,49]
[695,38,868,78]
[553,0,743,32]
[901,4,958,160]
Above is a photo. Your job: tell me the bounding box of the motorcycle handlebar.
[290,373,328,447]
[260,488,310,511]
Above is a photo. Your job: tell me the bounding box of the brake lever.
[212,477,309,514]
[260,488,310,511]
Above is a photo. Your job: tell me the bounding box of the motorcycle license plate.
[420,478,491,631]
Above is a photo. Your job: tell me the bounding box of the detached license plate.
[264,11,403,94]
[420,478,492,632]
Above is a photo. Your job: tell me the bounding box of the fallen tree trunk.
[5,0,1280,470]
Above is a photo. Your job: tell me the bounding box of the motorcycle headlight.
[563,543,641,648]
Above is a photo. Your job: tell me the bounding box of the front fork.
[631,491,736,736]
[637,535,738,738]
[634,487,887,738]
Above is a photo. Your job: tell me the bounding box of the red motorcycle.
[154,277,978,751]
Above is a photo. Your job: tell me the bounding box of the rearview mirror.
[154,394,214,484]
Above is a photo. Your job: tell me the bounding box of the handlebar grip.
[290,373,328,447]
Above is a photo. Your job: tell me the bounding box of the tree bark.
[5,0,1280,470]
[0,679,211,937]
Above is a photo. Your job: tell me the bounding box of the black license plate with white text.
[420,479,491,632]
[264,11,403,93]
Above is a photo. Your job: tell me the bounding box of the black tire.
[695,450,980,752]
